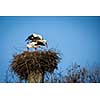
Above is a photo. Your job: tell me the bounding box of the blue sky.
[0,16,100,82]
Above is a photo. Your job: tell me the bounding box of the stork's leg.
[27,47,29,51]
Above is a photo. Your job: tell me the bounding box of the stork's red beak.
[46,42,48,48]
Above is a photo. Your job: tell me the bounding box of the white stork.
[25,33,43,43]
[26,33,48,50]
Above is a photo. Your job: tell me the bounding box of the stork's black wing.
[33,37,42,42]
[36,41,45,46]
[25,34,33,41]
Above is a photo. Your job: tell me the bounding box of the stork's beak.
[46,42,48,48]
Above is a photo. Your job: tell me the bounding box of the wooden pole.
[28,71,42,83]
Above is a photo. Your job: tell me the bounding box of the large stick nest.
[10,49,61,80]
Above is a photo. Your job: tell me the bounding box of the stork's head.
[32,33,37,37]
[33,33,43,40]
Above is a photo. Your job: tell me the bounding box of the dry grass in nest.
[10,49,61,81]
